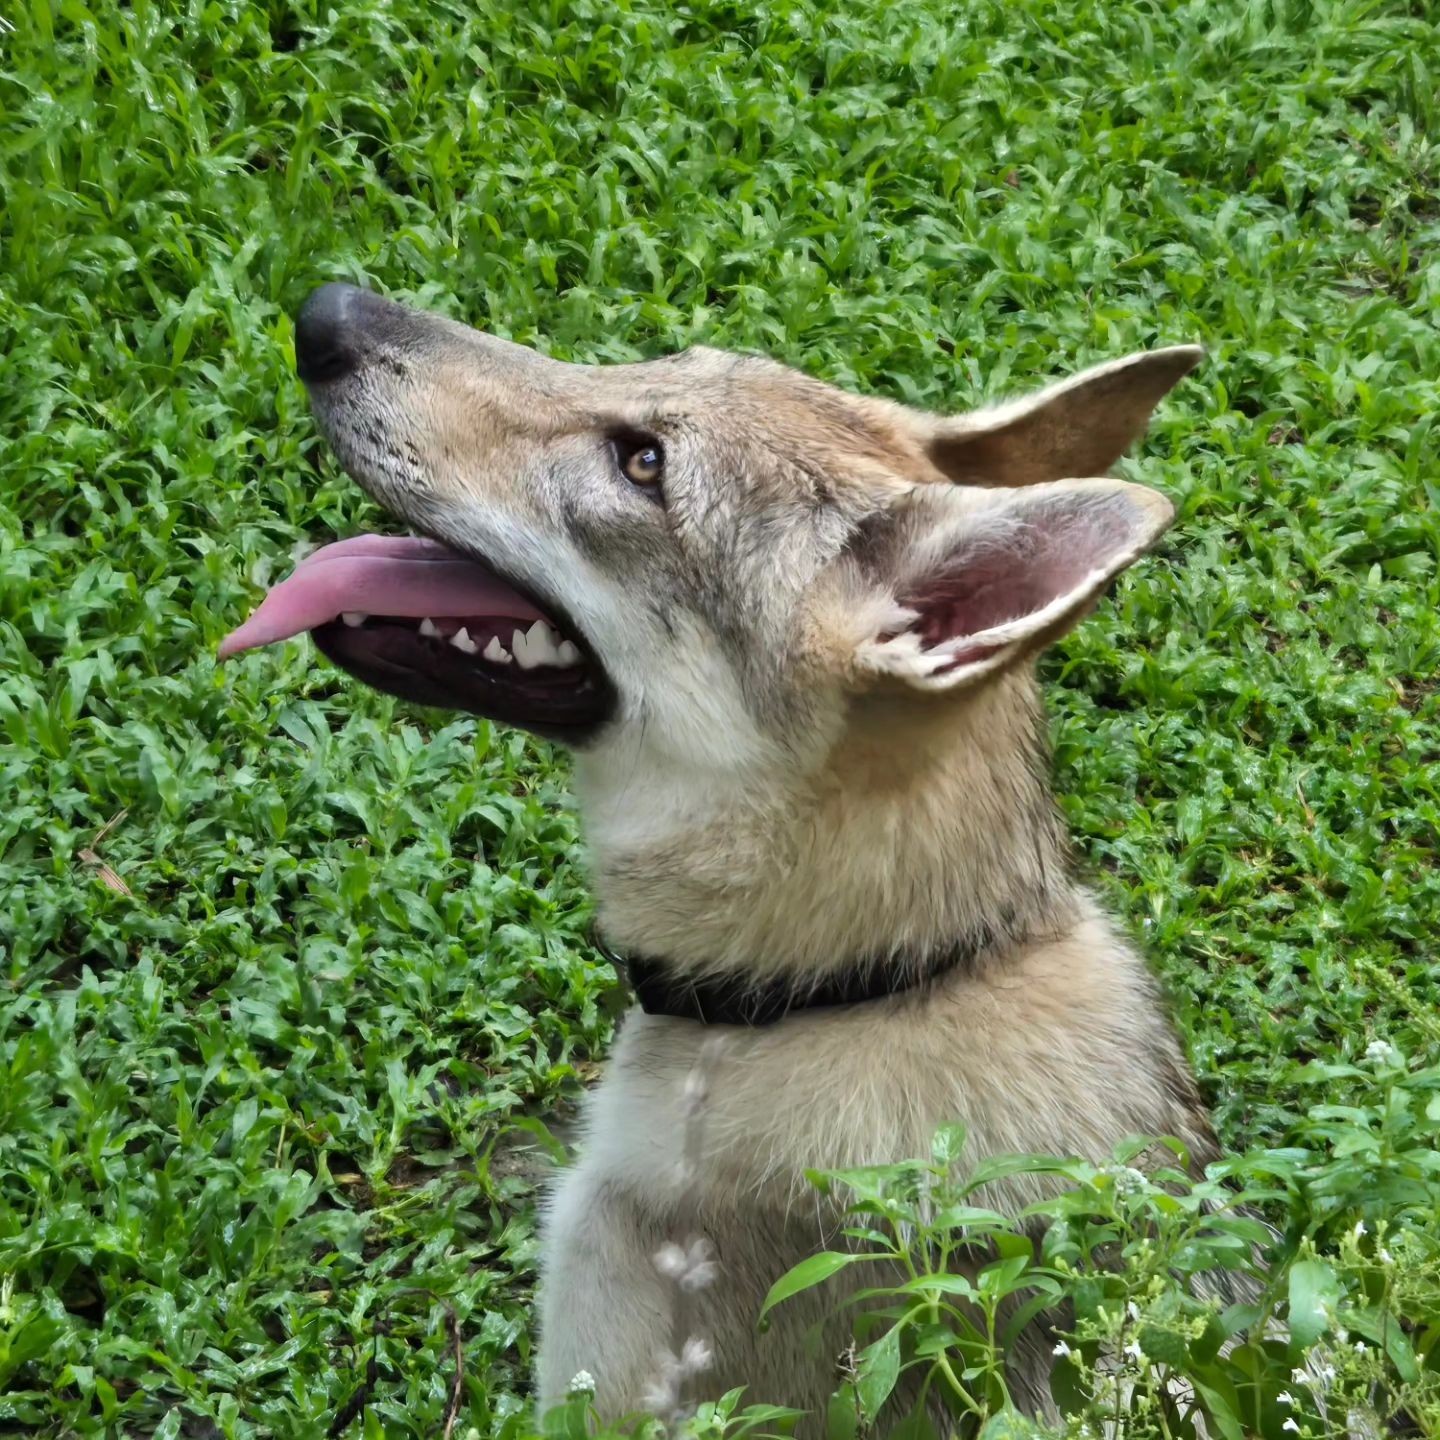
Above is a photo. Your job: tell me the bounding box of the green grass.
[1,0,1437,1434]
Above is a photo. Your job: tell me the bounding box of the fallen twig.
[327,1289,465,1438]
[440,1296,464,1440]
[78,848,133,896]
[78,808,134,895]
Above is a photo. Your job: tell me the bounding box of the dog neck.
[573,670,1080,984]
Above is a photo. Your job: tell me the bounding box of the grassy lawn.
[2,0,1438,1434]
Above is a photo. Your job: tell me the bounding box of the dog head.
[223,285,1198,805]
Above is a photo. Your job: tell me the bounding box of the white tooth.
[555,639,581,666]
[524,619,562,665]
[419,617,439,638]
[341,612,366,628]
[512,627,538,669]
[450,626,478,655]
[482,636,512,665]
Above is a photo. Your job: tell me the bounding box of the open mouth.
[219,534,616,740]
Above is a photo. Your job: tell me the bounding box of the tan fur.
[554,684,1215,1426]
[580,677,1073,980]
[541,901,1211,1422]
[299,291,1209,1429]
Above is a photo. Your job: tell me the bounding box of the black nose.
[294,283,364,383]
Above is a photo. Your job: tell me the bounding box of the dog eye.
[615,438,664,488]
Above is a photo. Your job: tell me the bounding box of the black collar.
[590,924,996,1027]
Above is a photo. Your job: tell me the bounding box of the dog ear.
[849,479,1175,692]
[920,346,1203,487]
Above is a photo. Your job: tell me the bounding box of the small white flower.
[1364,1040,1398,1065]
[1379,1248,1394,1263]
[1127,1301,1141,1321]
[1283,1421,1300,1434]
[568,1370,596,1394]
[1353,1219,1367,1239]
[1278,1392,1296,1406]
[1291,1367,1308,1383]
[1099,1163,1148,1195]
[1354,1340,1366,1353]
[1053,1340,1073,1358]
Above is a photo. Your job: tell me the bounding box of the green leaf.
[0,1309,63,1388]
[826,1386,860,1440]
[930,1123,968,1168]
[1190,1312,1230,1366]
[1287,1260,1340,1349]
[931,1205,1011,1230]
[999,1288,1064,1350]
[976,1253,1031,1297]
[978,1409,1048,1440]
[962,1154,1073,1195]
[897,1273,978,1300]
[1188,1373,1246,1440]
[1139,1323,1190,1369]
[759,1252,872,1320]
[855,1325,902,1420]
[1048,1341,1090,1416]
[888,1409,942,1440]
[1348,1307,1422,1384]
[991,1231,1034,1262]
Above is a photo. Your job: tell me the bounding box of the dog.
[221,284,1215,1427]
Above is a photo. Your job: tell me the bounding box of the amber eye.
[617,438,664,487]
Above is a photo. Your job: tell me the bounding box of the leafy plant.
[762,1058,1440,1440]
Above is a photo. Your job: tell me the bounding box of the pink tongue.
[218,535,546,660]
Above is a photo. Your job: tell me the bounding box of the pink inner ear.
[906,545,1054,649]
[897,506,1130,663]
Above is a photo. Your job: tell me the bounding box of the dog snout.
[295,282,405,384]
[295,283,370,383]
